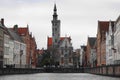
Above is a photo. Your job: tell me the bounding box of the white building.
[114,16,120,64]
[106,21,115,65]
[8,28,26,68]
[80,46,86,67]
[4,32,12,67]
[59,37,73,68]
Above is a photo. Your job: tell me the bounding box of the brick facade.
[97,21,109,66]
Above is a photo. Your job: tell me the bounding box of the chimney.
[13,24,18,33]
[1,18,4,26]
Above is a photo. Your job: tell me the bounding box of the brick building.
[86,37,96,67]
[30,34,37,68]
[97,21,109,66]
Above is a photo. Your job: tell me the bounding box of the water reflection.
[0,73,119,80]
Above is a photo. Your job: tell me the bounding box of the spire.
[54,4,57,12]
[53,3,58,20]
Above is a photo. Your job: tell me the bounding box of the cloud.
[0,0,119,49]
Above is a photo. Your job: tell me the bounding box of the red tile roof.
[9,27,28,36]
[17,28,28,36]
[47,37,71,48]
[98,21,109,33]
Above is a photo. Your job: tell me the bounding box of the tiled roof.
[17,28,28,36]
[10,27,28,36]
[8,28,23,42]
[47,37,71,47]
[98,21,109,33]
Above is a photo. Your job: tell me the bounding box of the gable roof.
[8,28,23,42]
[47,37,71,48]
[88,37,96,48]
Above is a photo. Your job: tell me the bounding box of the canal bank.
[0,64,120,77]
[84,64,120,77]
[0,68,44,75]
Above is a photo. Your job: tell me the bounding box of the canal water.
[0,73,119,80]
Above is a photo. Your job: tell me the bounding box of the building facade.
[30,34,37,68]
[59,37,73,68]
[106,21,115,65]
[86,37,96,67]
[8,27,26,68]
[3,28,11,67]
[80,46,86,67]
[0,19,4,68]
[97,21,109,66]
[114,16,120,64]
[11,25,31,67]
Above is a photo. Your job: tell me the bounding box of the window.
[4,47,9,55]
[0,51,3,59]
[54,23,57,26]
[69,51,72,55]
[55,39,57,43]
[69,57,72,63]
[4,36,9,44]
[61,50,63,55]
[0,39,3,46]
[64,54,67,57]
[55,28,57,31]
[61,58,64,63]
[109,49,112,56]
[0,29,3,36]
[52,32,54,36]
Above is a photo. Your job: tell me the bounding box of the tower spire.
[54,4,57,12]
[53,3,58,20]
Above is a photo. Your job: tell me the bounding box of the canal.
[0,73,119,80]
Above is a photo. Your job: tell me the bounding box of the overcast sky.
[0,0,120,49]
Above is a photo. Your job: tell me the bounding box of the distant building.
[73,49,80,68]
[97,21,109,66]
[114,16,120,64]
[30,34,37,68]
[0,19,4,68]
[86,37,96,67]
[80,45,86,67]
[106,21,115,65]
[36,49,44,67]
[59,37,73,68]
[47,4,73,68]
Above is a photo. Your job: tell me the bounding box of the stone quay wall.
[84,64,120,77]
[0,68,44,75]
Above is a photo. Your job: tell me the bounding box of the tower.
[51,4,60,48]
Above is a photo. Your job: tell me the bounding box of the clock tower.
[51,4,60,48]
